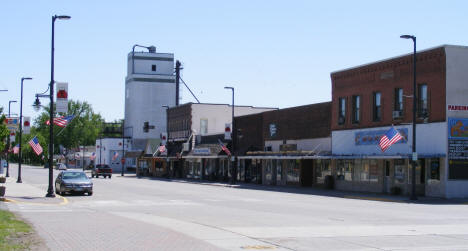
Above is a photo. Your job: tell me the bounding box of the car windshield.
[62,172,88,180]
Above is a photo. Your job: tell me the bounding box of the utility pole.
[175,60,181,106]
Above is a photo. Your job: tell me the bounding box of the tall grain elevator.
[124,46,176,141]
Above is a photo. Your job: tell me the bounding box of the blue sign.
[355,128,408,145]
[448,118,468,139]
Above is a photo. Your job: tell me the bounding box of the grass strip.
[0,209,33,250]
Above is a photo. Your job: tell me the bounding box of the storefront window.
[265,160,273,183]
[194,160,201,178]
[315,159,331,184]
[337,160,345,180]
[394,159,406,184]
[430,158,440,180]
[276,160,282,183]
[287,159,300,183]
[344,160,353,181]
[369,160,379,182]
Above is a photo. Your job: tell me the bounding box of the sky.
[1,1,467,122]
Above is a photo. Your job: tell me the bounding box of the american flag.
[28,136,43,156]
[158,145,166,153]
[379,127,404,152]
[13,144,20,154]
[46,115,75,127]
[112,151,119,161]
[218,139,231,156]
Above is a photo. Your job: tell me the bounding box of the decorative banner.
[56,82,68,113]
[10,132,15,142]
[23,116,31,134]
[224,123,231,140]
[160,132,167,145]
[5,117,19,132]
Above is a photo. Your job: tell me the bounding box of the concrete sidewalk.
[0,175,65,205]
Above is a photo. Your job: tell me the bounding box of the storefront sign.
[448,105,468,111]
[193,148,210,155]
[355,128,408,146]
[269,123,277,137]
[448,118,468,179]
[448,118,468,160]
[280,144,297,151]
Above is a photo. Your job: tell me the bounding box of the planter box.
[0,177,6,183]
[0,186,5,197]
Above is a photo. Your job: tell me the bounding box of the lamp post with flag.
[18,77,33,183]
[6,100,17,178]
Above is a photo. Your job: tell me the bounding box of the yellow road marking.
[2,195,68,206]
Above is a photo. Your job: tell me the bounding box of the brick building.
[331,45,468,198]
[236,102,332,187]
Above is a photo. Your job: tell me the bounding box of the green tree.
[0,112,9,153]
[34,100,104,154]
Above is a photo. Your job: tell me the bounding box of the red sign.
[57,89,68,99]
[121,158,125,164]
[448,105,468,111]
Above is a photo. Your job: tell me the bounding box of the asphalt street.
[2,164,468,251]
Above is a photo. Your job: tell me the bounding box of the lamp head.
[10,100,17,103]
[147,46,156,53]
[33,97,41,112]
[22,77,33,81]
[57,15,71,20]
[400,35,415,40]
[224,86,234,90]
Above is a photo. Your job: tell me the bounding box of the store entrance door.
[383,160,391,193]
[301,159,314,187]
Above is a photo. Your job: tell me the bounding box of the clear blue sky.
[1,1,467,122]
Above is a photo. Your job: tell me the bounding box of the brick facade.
[331,47,446,131]
[262,102,331,140]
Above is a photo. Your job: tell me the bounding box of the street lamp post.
[224,86,236,184]
[6,100,17,177]
[400,34,417,200]
[45,14,70,197]
[17,77,33,183]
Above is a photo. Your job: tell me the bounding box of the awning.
[238,155,331,160]
[183,155,229,159]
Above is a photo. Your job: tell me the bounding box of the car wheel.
[109,176,112,179]
[88,191,93,196]
[91,174,94,178]
[55,186,59,194]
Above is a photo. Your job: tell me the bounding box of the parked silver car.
[55,170,93,196]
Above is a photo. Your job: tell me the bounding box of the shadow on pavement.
[119,174,468,205]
